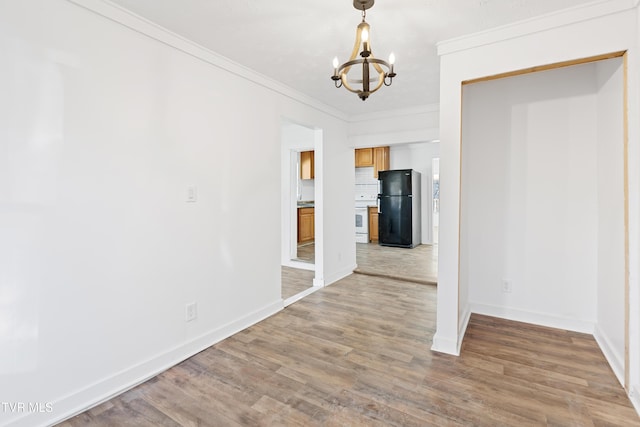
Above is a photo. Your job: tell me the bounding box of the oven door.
[355,207,369,242]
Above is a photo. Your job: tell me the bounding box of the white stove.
[355,193,377,243]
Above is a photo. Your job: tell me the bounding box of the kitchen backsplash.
[299,178,315,201]
[355,167,378,197]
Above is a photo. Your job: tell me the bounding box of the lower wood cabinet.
[297,207,315,243]
[368,206,379,242]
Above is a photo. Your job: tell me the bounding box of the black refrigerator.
[377,169,421,248]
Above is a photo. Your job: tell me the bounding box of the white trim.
[66,0,348,121]
[348,104,440,123]
[470,303,595,334]
[438,0,638,56]
[630,386,640,415]
[283,285,322,307]
[594,324,625,387]
[432,301,470,355]
[281,260,315,271]
[349,127,440,148]
[322,265,357,287]
[27,300,283,427]
[431,332,460,356]
[457,305,472,353]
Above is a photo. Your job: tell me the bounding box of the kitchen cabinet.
[355,146,390,178]
[297,207,314,243]
[373,146,390,178]
[300,150,314,180]
[368,206,379,242]
[355,148,374,167]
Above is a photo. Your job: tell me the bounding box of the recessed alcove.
[460,56,625,382]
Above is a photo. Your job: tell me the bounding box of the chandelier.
[331,0,396,101]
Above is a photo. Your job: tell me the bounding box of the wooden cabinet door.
[373,146,390,178]
[300,151,314,180]
[368,206,379,242]
[298,207,315,243]
[355,148,374,167]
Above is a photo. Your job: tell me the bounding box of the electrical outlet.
[185,302,198,322]
[502,280,512,293]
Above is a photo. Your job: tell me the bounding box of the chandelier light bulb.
[389,52,395,64]
[361,28,369,42]
[332,57,339,69]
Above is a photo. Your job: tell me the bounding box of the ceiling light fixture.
[331,0,396,101]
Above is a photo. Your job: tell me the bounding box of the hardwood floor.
[355,243,437,285]
[295,242,314,263]
[281,266,314,300]
[59,273,638,426]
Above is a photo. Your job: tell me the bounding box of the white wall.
[461,63,600,332]
[348,105,439,148]
[389,143,440,244]
[0,1,353,425]
[435,0,639,414]
[595,58,626,383]
[299,179,315,201]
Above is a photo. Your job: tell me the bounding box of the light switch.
[187,185,197,202]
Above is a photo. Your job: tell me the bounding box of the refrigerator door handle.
[377,194,381,213]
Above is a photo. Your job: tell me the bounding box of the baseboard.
[283,286,321,306]
[13,300,282,427]
[593,324,625,387]
[470,303,595,334]
[458,305,472,352]
[431,305,471,356]
[322,264,357,287]
[431,332,460,356]
[630,386,640,417]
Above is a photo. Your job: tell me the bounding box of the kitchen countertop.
[297,201,314,208]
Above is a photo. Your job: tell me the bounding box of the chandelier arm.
[365,57,390,69]
[338,57,389,73]
[368,69,385,94]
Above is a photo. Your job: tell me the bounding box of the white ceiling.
[108,0,596,116]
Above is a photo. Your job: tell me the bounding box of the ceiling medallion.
[331,0,396,101]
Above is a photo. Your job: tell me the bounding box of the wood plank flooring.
[281,266,314,300]
[59,273,639,426]
[295,243,314,263]
[355,243,438,285]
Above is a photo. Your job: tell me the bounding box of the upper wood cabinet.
[355,148,374,167]
[373,146,390,178]
[300,150,314,180]
[355,146,390,177]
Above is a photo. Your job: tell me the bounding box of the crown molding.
[66,0,349,121]
[438,0,638,56]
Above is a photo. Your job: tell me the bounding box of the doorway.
[280,120,322,305]
[354,142,439,284]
